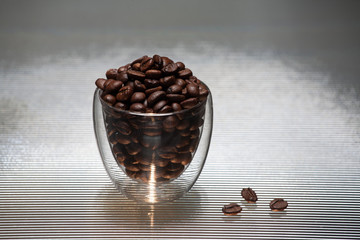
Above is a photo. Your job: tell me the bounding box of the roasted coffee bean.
[180,97,198,109]
[95,78,107,90]
[131,92,146,103]
[241,188,258,203]
[153,100,168,113]
[108,131,119,145]
[190,118,204,131]
[166,94,186,102]
[189,137,199,153]
[270,198,288,211]
[117,65,129,73]
[176,119,190,130]
[140,57,154,72]
[131,55,147,65]
[134,80,146,92]
[156,158,169,167]
[153,54,162,65]
[186,83,199,97]
[106,68,118,79]
[124,159,140,172]
[116,134,131,145]
[176,62,185,71]
[171,102,182,112]
[158,105,172,113]
[142,128,162,136]
[166,162,184,172]
[102,94,116,105]
[175,137,190,148]
[116,85,134,101]
[145,69,162,79]
[161,56,173,67]
[139,164,151,171]
[130,103,146,112]
[190,129,200,139]
[162,62,178,74]
[113,121,132,135]
[162,75,176,87]
[179,152,192,165]
[222,203,242,215]
[175,78,187,88]
[114,102,127,110]
[147,91,166,107]
[105,80,123,93]
[132,62,141,71]
[178,68,193,79]
[127,69,146,80]
[166,84,183,94]
[179,129,191,137]
[163,115,179,129]
[103,79,114,89]
[117,71,129,83]
[181,87,188,95]
[125,143,142,155]
[145,86,162,96]
[144,79,160,88]
[162,168,183,179]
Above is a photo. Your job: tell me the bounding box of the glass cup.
[93,85,213,203]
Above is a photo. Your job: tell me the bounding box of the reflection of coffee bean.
[97,55,209,183]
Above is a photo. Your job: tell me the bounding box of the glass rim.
[96,82,211,117]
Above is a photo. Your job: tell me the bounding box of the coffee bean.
[140,57,154,72]
[103,79,114,89]
[132,62,141,71]
[105,80,123,93]
[189,117,204,131]
[117,71,129,83]
[114,102,127,110]
[147,90,166,107]
[144,79,160,89]
[166,94,186,102]
[117,65,129,73]
[102,94,116,105]
[106,68,118,79]
[156,158,169,167]
[145,69,162,79]
[131,92,146,103]
[162,62,178,74]
[171,102,182,112]
[153,54,162,65]
[131,55,147,65]
[116,134,131,145]
[158,105,172,113]
[130,103,146,113]
[178,68,193,79]
[153,100,168,113]
[180,97,198,109]
[270,198,288,211]
[241,188,258,203]
[167,162,184,172]
[163,115,179,129]
[95,78,107,90]
[176,119,190,130]
[162,168,183,179]
[161,56,173,67]
[127,69,146,80]
[175,78,186,88]
[113,121,132,135]
[175,136,190,148]
[145,86,163,96]
[160,75,176,87]
[166,84,183,94]
[176,62,185,71]
[222,203,242,215]
[125,143,142,155]
[134,80,146,92]
[124,158,140,171]
[116,85,134,101]
[186,83,199,97]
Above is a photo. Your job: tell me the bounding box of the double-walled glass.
[93,86,213,203]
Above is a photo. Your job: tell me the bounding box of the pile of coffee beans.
[95,55,210,183]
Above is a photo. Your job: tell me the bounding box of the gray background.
[1,0,360,239]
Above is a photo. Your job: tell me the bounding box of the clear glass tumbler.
[93,86,213,203]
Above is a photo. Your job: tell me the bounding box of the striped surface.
[1,1,360,238]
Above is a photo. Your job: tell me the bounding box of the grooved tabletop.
[1,0,360,239]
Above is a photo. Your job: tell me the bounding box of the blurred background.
[1,0,360,239]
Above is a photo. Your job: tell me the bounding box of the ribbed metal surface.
[1,1,360,239]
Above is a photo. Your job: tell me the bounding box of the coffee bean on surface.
[241,187,258,203]
[222,203,242,215]
[270,198,288,211]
